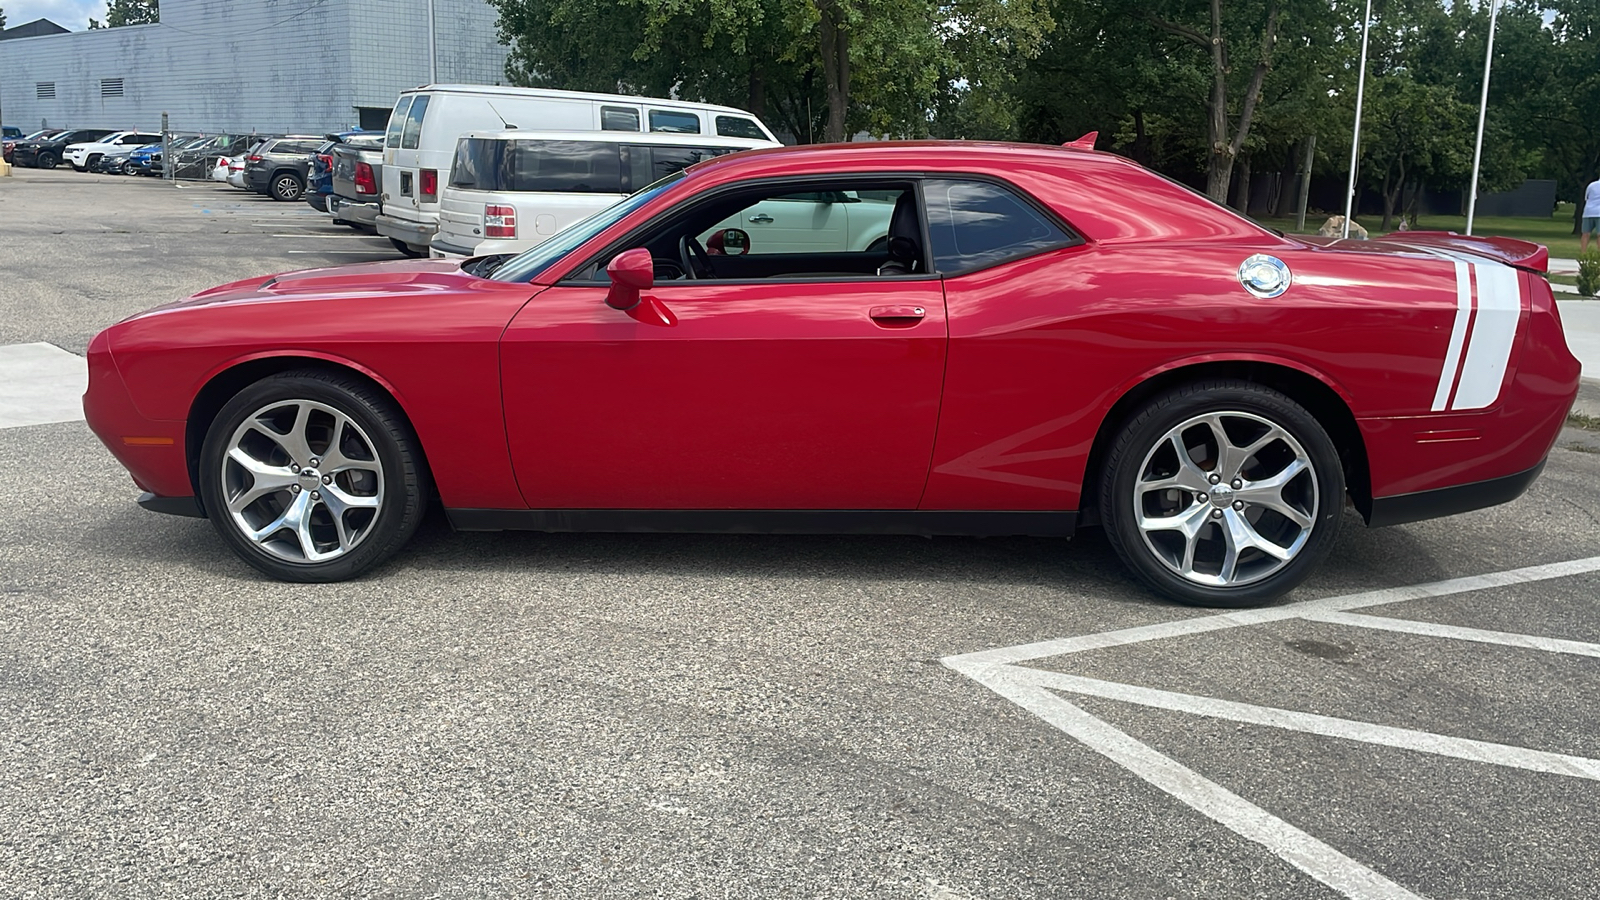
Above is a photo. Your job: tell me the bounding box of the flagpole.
[1465,0,1500,236]
[1342,0,1373,239]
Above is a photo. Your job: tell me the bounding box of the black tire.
[1099,380,1344,608]
[37,152,59,170]
[271,172,304,201]
[390,237,424,258]
[86,154,102,171]
[197,370,430,582]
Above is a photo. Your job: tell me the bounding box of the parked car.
[96,143,151,175]
[327,135,385,232]
[377,84,777,256]
[243,135,324,200]
[4,128,63,164]
[170,135,256,180]
[126,136,208,177]
[432,130,779,258]
[305,132,368,211]
[226,151,253,190]
[81,141,1582,605]
[2,126,22,140]
[65,131,163,171]
[12,128,117,168]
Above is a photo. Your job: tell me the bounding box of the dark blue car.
[305,130,368,212]
[124,143,162,176]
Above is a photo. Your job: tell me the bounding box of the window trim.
[557,173,941,288]
[399,95,430,150]
[384,95,414,149]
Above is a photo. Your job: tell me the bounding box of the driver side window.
[619,181,920,282]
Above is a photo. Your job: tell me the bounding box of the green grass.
[1257,202,1587,260]
[1568,411,1600,432]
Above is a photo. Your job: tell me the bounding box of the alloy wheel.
[1132,410,1318,587]
[220,399,386,564]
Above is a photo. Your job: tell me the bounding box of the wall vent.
[101,78,125,98]
[36,82,56,100]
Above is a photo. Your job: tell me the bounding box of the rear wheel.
[389,237,423,258]
[1100,380,1343,608]
[198,370,430,582]
[271,172,304,201]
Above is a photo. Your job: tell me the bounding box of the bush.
[1579,252,1600,298]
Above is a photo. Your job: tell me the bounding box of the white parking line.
[944,555,1600,900]
[0,343,87,429]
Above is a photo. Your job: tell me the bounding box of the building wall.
[0,0,509,135]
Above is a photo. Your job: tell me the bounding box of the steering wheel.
[679,234,714,279]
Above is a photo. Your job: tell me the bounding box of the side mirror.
[605,248,654,310]
[707,228,750,256]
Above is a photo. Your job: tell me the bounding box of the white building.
[0,0,509,135]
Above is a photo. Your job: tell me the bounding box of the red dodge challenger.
[83,141,1581,606]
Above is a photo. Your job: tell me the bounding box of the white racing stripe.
[1431,261,1472,411]
[1452,264,1520,410]
[1421,256,1524,412]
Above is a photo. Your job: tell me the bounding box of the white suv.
[65,131,162,172]
[431,130,780,258]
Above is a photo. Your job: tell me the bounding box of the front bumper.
[83,331,194,504]
[376,214,436,247]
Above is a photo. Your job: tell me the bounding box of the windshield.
[489,171,687,283]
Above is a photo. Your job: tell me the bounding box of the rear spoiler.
[1379,231,1549,273]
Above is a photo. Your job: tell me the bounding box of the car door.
[716,193,850,254]
[499,183,947,511]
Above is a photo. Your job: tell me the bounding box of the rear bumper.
[429,236,479,258]
[1367,460,1545,527]
[376,214,436,247]
[306,193,329,212]
[329,195,380,227]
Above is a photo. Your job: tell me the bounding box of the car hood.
[137,259,472,317]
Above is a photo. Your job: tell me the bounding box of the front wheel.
[198,370,430,582]
[1099,380,1344,608]
[37,152,59,170]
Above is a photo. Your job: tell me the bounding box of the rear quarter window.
[923,179,1078,274]
[715,116,766,139]
[623,145,734,191]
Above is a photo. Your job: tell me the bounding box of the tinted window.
[648,110,701,134]
[385,95,413,149]
[450,139,623,193]
[624,145,731,191]
[715,116,765,139]
[274,141,322,155]
[601,106,640,131]
[400,94,430,150]
[923,179,1073,273]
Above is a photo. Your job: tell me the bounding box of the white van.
[375,84,779,256]
[430,130,780,258]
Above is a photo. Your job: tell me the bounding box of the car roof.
[458,129,780,148]
[401,84,761,117]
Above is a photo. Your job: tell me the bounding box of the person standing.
[1584,174,1600,255]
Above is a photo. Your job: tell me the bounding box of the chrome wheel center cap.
[299,468,322,489]
[1209,484,1236,508]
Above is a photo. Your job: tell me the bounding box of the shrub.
[1579,251,1600,297]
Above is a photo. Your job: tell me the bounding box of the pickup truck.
[327,134,385,232]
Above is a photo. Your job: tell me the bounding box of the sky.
[2,0,108,31]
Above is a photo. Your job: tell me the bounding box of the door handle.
[869,305,926,324]
[747,213,774,223]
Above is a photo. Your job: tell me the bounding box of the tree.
[486,0,1050,142]
[1,8,7,29]
[91,0,158,28]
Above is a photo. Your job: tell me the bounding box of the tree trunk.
[816,0,850,143]
[747,67,766,121]
[1233,156,1252,212]
[1128,108,1152,167]
[1151,0,1282,203]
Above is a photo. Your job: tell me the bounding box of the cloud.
[3,1,109,31]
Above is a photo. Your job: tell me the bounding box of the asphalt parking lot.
[2,169,1599,899]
